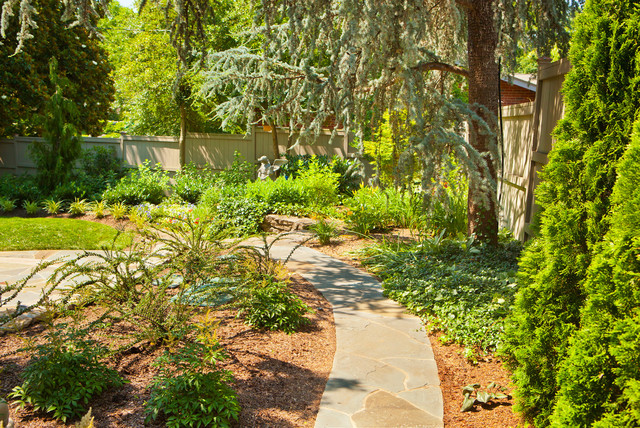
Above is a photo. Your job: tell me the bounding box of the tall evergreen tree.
[31,57,82,192]
[502,1,640,425]
[199,0,579,243]
[0,0,114,137]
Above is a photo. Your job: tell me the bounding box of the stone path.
[0,242,444,427]
[266,237,444,428]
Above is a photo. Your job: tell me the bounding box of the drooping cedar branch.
[412,61,469,78]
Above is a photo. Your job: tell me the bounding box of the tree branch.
[412,61,469,78]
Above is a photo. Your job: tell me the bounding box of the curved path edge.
[265,236,444,428]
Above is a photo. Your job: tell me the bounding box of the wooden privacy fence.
[0,126,354,175]
[499,58,571,241]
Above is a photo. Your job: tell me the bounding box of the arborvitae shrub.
[501,1,640,426]
[549,121,640,427]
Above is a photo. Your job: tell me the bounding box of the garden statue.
[257,156,287,181]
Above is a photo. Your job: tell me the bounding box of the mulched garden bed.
[0,274,335,427]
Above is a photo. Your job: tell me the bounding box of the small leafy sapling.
[461,382,510,412]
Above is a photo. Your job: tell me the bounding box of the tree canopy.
[0,0,114,137]
[199,0,579,242]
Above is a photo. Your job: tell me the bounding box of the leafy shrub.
[0,173,41,205]
[9,324,124,422]
[42,198,63,214]
[309,218,339,245]
[215,197,268,236]
[68,198,89,216]
[280,153,363,195]
[102,161,169,205]
[296,159,340,209]
[215,152,255,188]
[91,200,106,218]
[80,146,123,179]
[357,237,522,351]
[50,180,89,202]
[145,333,240,427]
[343,186,391,234]
[245,176,307,215]
[23,200,39,215]
[173,163,216,204]
[238,279,311,333]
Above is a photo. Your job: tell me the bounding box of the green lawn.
[0,217,132,250]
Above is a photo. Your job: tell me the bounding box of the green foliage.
[0,197,15,213]
[9,323,124,422]
[344,186,422,234]
[109,201,127,220]
[0,174,41,205]
[541,122,640,427]
[280,154,363,196]
[0,0,114,138]
[29,58,82,193]
[42,198,62,215]
[309,218,339,245]
[502,2,640,426]
[215,197,268,236]
[50,180,89,203]
[22,200,39,215]
[357,237,522,351]
[422,159,468,237]
[245,176,307,216]
[91,200,106,218]
[80,146,123,179]
[237,279,312,334]
[296,158,340,208]
[173,163,217,204]
[68,198,89,216]
[102,161,170,206]
[461,382,510,412]
[145,335,240,428]
[215,152,255,188]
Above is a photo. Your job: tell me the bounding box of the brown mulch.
[0,274,335,427]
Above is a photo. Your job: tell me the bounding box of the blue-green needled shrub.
[502,1,640,426]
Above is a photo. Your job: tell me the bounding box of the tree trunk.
[268,119,279,159]
[466,0,499,245]
[179,103,187,168]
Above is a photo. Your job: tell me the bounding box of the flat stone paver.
[265,236,444,428]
